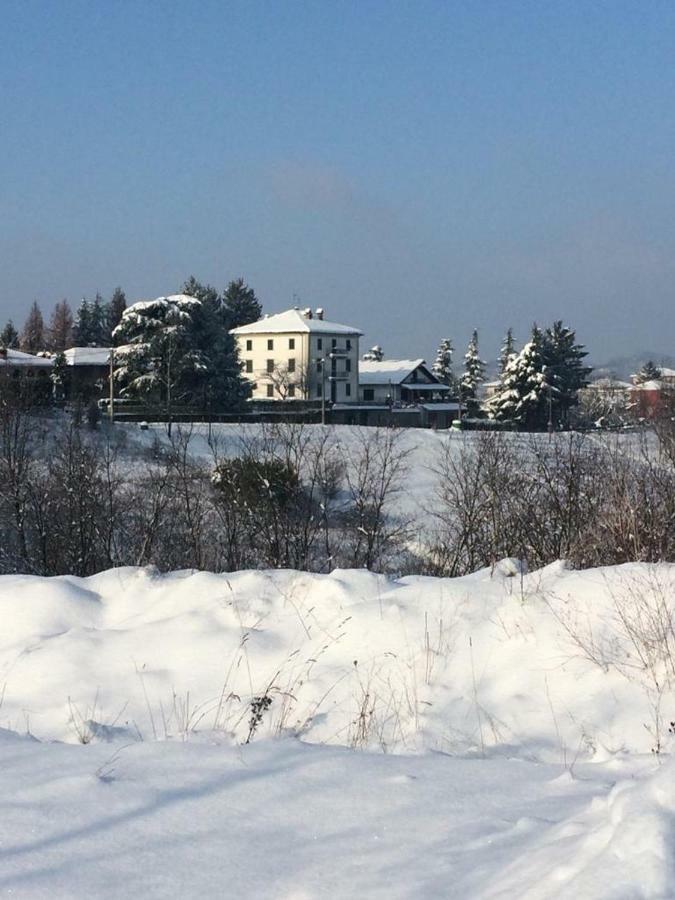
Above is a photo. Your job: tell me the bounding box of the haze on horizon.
[2,0,674,367]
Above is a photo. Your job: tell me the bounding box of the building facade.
[230,308,362,403]
[358,358,450,404]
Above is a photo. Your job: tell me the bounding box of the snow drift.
[1,560,674,757]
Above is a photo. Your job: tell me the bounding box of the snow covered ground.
[1,560,674,896]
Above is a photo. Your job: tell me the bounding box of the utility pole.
[108,347,115,424]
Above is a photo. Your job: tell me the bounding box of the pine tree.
[107,287,127,334]
[113,294,249,430]
[73,299,92,345]
[0,320,19,349]
[542,321,592,428]
[489,326,548,429]
[89,294,108,345]
[20,302,45,353]
[51,351,69,400]
[362,345,384,361]
[222,278,262,328]
[432,338,457,392]
[635,360,662,383]
[460,330,486,416]
[48,300,74,352]
[182,276,220,307]
[499,328,516,374]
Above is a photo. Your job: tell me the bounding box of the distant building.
[0,347,53,398]
[63,347,111,401]
[230,308,361,403]
[358,358,450,404]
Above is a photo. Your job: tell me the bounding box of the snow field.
[2,554,675,896]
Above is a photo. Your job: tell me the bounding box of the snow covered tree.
[432,338,457,392]
[113,295,205,433]
[460,330,486,416]
[635,360,662,384]
[113,294,249,432]
[362,345,384,362]
[488,326,549,429]
[542,321,592,428]
[222,278,262,328]
[107,287,127,334]
[47,300,74,352]
[20,302,45,353]
[51,351,69,400]
[0,320,19,349]
[499,328,516,374]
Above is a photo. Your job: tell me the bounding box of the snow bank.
[1,561,674,758]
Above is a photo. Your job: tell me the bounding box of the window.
[266,359,274,373]
[363,388,374,401]
[288,358,295,373]
[346,358,351,372]
[289,338,295,350]
[317,338,323,351]
[246,339,252,351]
[288,384,295,398]
[346,339,351,351]
[317,382,323,397]
[331,338,337,349]
[346,383,351,397]
[245,360,253,373]
[266,384,274,398]
[267,339,274,350]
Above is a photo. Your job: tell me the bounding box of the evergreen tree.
[51,350,69,400]
[460,330,486,416]
[181,276,220,307]
[222,278,262,328]
[20,302,46,353]
[0,320,19,349]
[107,287,127,334]
[489,326,549,429]
[73,299,92,345]
[432,338,457,392]
[89,293,108,345]
[48,300,74,352]
[542,321,592,427]
[635,360,662,383]
[362,345,384,361]
[113,294,249,430]
[499,328,516,374]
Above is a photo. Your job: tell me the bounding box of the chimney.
[303,307,313,319]
[315,308,324,320]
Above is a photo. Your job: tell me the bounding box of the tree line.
[1,387,673,578]
[430,321,591,430]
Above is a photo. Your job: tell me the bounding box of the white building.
[230,308,362,402]
[358,358,450,404]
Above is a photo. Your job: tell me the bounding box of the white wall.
[235,332,359,402]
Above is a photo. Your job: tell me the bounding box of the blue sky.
[2,0,675,365]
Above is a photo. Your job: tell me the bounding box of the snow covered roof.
[586,378,633,390]
[359,359,429,385]
[630,380,662,391]
[659,367,675,378]
[64,347,111,366]
[0,348,53,368]
[230,308,362,337]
